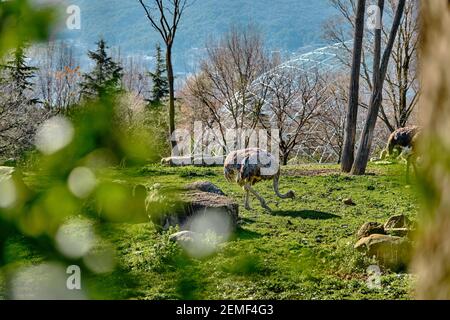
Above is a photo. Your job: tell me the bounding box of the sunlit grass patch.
[2,162,419,300]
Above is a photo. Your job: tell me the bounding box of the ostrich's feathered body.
[224,148,280,186]
[387,126,421,155]
[381,126,421,183]
[224,148,294,211]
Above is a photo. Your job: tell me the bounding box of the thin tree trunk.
[166,45,177,151]
[282,153,289,166]
[341,0,366,173]
[352,0,406,175]
[399,50,410,127]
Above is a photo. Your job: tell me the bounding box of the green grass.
[2,163,419,300]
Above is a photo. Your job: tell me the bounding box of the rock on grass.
[357,222,386,240]
[355,234,412,270]
[343,198,356,206]
[148,181,239,232]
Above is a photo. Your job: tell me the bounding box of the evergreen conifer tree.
[148,44,169,105]
[81,39,123,99]
[0,45,38,104]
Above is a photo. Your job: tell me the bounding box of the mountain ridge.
[57,0,337,72]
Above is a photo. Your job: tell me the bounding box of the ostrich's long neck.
[380,135,400,160]
[273,173,292,199]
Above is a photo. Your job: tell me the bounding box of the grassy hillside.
[2,163,418,300]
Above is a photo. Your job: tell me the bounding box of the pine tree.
[81,39,123,99]
[148,44,169,105]
[0,46,38,104]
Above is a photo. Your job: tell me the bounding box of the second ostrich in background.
[224,148,295,211]
[379,126,422,182]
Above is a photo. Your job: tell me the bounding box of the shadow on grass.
[271,210,341,220]
[234,226,262,241]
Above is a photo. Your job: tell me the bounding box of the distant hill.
[57,0,337,72]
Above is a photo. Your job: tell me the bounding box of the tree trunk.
[282,154,289,166]
[352,0,406,175]
[166,45,177,152]
[399,50,410,128]
[412,0,450,300]
[341,0,366,173]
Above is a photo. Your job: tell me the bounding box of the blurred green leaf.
[0,0,56,57]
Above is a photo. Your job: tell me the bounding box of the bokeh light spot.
[0,177,17,208]
[181,209,233,259]
[11,263,86,300]
[55,218,96,259]
[68,167,97,199]
[35,116,74,155]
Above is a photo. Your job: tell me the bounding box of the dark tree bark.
[166,45,176,149]
[138,0,190,152]
[326,0,419,138]
[341,0,366,173]
[352,0,406,175]
[413,0,450,299]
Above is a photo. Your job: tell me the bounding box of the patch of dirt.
[283,168,341,177]
[282,167,382,177]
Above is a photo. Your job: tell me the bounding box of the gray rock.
[147,185,239,232]
[385,228,410,237]
[185,181,226,196]
[355,234,412,270]
[180,191,239,231]
[384,214,410,230]
[357,222,385,240]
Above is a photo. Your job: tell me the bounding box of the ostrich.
[224,148,295,211]
[379,126,421,182]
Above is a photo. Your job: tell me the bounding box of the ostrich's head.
[286,190,296,199]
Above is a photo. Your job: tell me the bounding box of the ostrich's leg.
[243,186,251,210]
[245,184,271,211]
